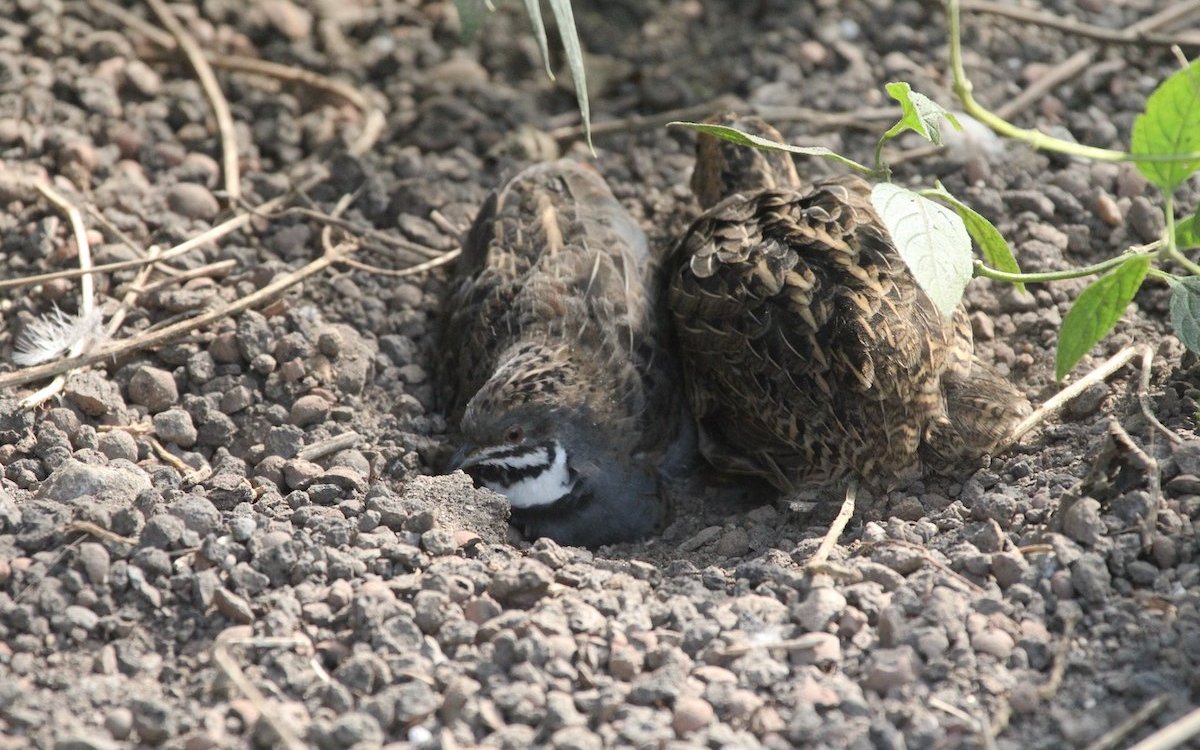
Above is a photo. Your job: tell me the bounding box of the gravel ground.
[1,0,1199,748]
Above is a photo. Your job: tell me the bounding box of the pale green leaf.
[669,121,873,176]
[1169,276,1200,355]
[455,0,491,42]
[1055,256,1150,380]
[520,0,554,79]
[924,184,1024,294]
[1179,211,1200,248]
[1131,60,1200,191]
[870,182,973,319]
[883,81,961,146]
[547,0,591,152]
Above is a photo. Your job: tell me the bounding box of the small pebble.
[166,183,220,221]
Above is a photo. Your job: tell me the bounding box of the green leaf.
[883,81,962,146]
[1169,276,1200,355]
[923,183,1024,294]
[870,182,973,319]
[1179,212,1200,249]
[520,0,554,79]
[1055,256,1150,380]
[669,121,873,176]
[455,0,492,42]
[1131,60,1200,191]
[547,0,591,152]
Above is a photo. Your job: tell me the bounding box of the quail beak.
[446,443,480,473]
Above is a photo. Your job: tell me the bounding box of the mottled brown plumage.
[438,160,680,546]
[667,115,1030,491]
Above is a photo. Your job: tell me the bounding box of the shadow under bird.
[667,114,1031,497]
[438,159,682,547]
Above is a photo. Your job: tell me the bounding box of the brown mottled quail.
[667,114,1031,494]
[438,159,682,547]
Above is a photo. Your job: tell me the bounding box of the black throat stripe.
[470,443,557,487]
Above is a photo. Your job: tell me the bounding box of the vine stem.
[1159,193,1200,276]
[974,243,1160,284]
[946,0,1200,164]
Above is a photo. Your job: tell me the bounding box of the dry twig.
[1085,694,1172,750]
[860,538,985,593]
[1037,615,1077,699]
[128,258,237,295]
[961,0,1200,48]
[295,432,363,462]
[143,0,240,202]
[0,169,329,293]
[1125,704,1200,750]
[804,478,857,571]
[336,250,460,279]
[992,1,1200,122]
[0,242,351,390]
[63,520,138,546]
[20,182,98,409]
[87,0,383,156]
[211,628,308,750]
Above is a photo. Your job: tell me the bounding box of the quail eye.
[504,425,524,444]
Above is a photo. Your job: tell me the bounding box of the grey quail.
[438,159,682,547]
[667,114,1031,493]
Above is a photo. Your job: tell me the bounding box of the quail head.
[667,113,1031,492]
[438,160,682,547]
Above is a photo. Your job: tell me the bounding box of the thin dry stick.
[143,0,240,202]
[1105,417,1163,550]
[264,206,444,260]
[130,258,237,295]
[1085,694,1172,750]
[295,431,362,462]
[212,629,307,750]
[1002,344,1178,455]
[0,245,350,390]
[63,520,138,546]
[0,169,327,292]
[992,0,1200,122]
[88,0,383,156]
[1037,616,1077,699]
[1125,704,1200,750]
[1002,346,1141,450]
[33,183,94,320]
[21,182,98,409]
[1133,345,1181,445]
[961,0,1200,47]
[107,244,163,336]
[805,478,858,570]
[87,0,174,47]
[862,539,985,593]
[720,633,831,658]
[336,249,460,279]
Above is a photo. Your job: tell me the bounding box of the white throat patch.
[476,441,573,508]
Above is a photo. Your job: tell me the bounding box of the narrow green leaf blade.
[884,81,961,146]
[1130,60,1200,191]
[669,121,873,176]
[1178,212,1200,248]
[870,183,973,319]
[548,0,591,152]
[1169,276,1200,355]
[924,185,1024,293]
[1055,256,1150,380]
[455,0,491,42]
[521,0,555,79]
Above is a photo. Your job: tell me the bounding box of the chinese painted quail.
[667,114,1030,493]
[438,160,681,547]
